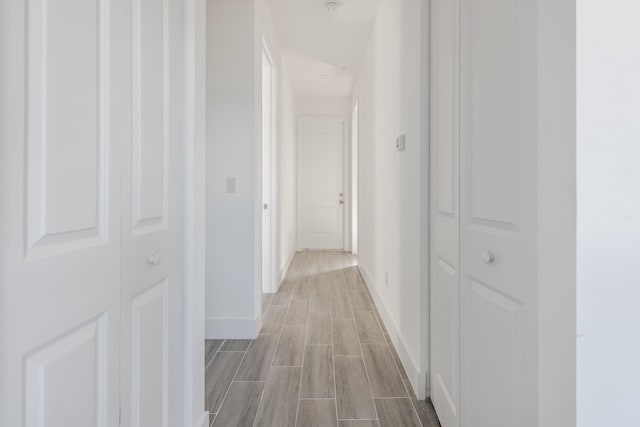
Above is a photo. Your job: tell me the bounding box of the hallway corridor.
[205,251,440,427]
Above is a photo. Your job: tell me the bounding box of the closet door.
[119,0,183,425]
[0,0,128,425]
[459,0,538,426]
[429,0,460,426]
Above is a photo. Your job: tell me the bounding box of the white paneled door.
[431,0,538,426]
[430,0,460,425]
[119,0,183,426]
[0,0,126,425]
[0,0,183,426]
[298,119,346,250]
[459,0,538,426]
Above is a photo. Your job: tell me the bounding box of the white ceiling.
[268,0,381,97]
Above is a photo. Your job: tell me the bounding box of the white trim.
[358,265,428,400]
[279,248,296,286]
[261,35,279,295]
[205,315,262,339]
[195,412,209,427]
[350,100,359,255]
[181,0,206,426]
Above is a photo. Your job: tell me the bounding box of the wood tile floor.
[205,251,441,427]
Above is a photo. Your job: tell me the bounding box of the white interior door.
[0,0,126,425]
[430,0,460,425]
[119,0,183,426]
[298,118,345,250]
[459,0,537,425]
[261,44,276,293]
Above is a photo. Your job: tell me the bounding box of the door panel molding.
[25,0,110,259]
[297,116,347,250]
[131,279,170,427]
[131,0,170,236]
[24,314,109,427]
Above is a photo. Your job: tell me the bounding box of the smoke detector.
[324,0,343,11]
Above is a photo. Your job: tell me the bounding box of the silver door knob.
[481,251,495,264]
[148,253,161,266]
[339,200,344,205]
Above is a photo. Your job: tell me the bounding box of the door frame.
[181,0,208,426]
[296,115,351,252]
[261,35,279,294]
[351,101,359,255]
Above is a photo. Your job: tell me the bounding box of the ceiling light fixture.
[324,0,343,11]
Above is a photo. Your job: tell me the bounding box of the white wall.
[206,0,297,337]
[351,0,430,398]
[278,64,298,282]
[206,0,259,338]
[296,96,351,116]
[577,1,640,425]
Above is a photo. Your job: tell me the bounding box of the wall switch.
[226,176,237,193]
[396,134,406,152]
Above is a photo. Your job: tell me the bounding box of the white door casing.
[459,0,538,426]
[0,0,126,425]
[351,102,359,255]
[120,0,183,426]
[297,118,346,250]
[429,0,460,425]
[261,40,278,294]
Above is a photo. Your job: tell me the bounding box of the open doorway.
[261,38,278,294]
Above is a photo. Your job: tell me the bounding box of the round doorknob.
[481,251,495,264]
[148,252,161,266]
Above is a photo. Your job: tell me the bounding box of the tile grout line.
[404,382,428,427]
[331,260,340,425]
[209,344,248,425]
[294,272,313,427]
[251,283,278,427]
[354,266,424,427]
[205,339,226,371]
[253,254,298,427]
[343,263,380,423]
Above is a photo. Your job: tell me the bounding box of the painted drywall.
[206,0,297,338]
[278,64,298,281]
[296,96,352,116]
[206,0,259,338]
[351,0,429,398]
[577,1,640,425]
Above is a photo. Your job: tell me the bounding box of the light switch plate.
[396,134,406,151]
[226,176,237,193]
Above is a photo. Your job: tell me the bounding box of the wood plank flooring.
[205,251,440,427]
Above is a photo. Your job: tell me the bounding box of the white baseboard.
[358,265,429,400]
[205,315,260,339]
[195,411,209,427]
[279,249,296,286]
